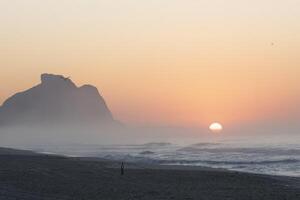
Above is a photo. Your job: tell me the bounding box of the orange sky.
[0,0,300,128]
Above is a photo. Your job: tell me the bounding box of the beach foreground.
[0,149,299,200]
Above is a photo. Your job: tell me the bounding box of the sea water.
[32,141,300,177]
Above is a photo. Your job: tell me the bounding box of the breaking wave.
[33,142,300,177]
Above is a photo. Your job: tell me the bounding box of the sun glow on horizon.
[0,0,299,128]
[209,123,223,133]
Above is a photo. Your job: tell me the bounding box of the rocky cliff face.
[0,73,114,126]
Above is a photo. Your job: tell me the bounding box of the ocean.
[33,141,300,177]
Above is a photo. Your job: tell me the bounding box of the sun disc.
[209,122,223,132]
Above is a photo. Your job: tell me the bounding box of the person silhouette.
[121,162,124,175]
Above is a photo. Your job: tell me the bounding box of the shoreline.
[73,155,300,179]
[74,156,300,188]
[0,148,299,199]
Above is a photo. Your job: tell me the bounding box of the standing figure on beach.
[121,162,124,175]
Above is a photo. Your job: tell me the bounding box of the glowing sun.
[209,122,223,132]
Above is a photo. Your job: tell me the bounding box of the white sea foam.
[32,142,300,177]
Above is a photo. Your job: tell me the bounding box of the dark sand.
[0,148,299,200]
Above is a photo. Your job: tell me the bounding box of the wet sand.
[0,148,299,200]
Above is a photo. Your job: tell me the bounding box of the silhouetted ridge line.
[0,73,115,126]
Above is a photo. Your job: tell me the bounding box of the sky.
[0,0,299,129]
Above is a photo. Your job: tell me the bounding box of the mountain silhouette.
[0,73,115,126]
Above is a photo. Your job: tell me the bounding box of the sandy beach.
[0,148,299,200]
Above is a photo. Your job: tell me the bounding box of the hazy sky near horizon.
[0,0,299,128]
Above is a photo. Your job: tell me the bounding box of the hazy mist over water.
[0,73,298,178]
[10,140,299,177]
[0,123,298,177]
